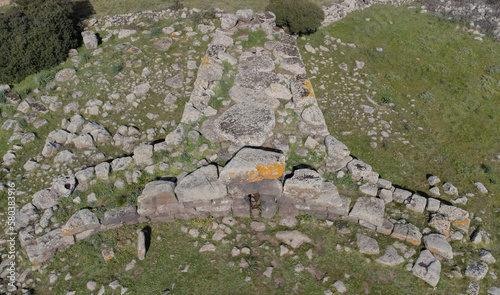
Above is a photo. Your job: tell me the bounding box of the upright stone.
[138,230,146,260]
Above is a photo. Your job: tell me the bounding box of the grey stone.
[376,246,405,266]
[474,182,488,194]
[332,281,346,293]
[214,102,275,146]
[359,182,378,196]
[347,159,372,181]
[299,105,329,136]
[392,188,412,204]
[55,69,76,82]
[349,197,385,227]
[175,165,227,202]
[138,230,146,260]
[427,175,440,186]
[25,229,75,264]
[250,221,266,232]
[111,156,133,171]
[75,167,94,192]
[137,180,178,217]
[73,134,94,149]
[406,194,427,213]
[199,243,216,252]
[426,198,440,212]
[165,72,184,89]
[198,56,223,82]
[32,189,60,210]
[465,260,488,280]
[95,162,110,180]
[133,144,153,166]
[265,83,292,100]
[479,249,496,264]
[443,182,458,196]
[133,83,151,97]
[356,234,379,254]
[212,32,234,47]
[155,37,173,51]
[488,287,500,295]
[54,150,74,163]
[236,9,253,22]
[412,250,441,287]
[228,85,280,109]
[235,70,279,90]
[283,169,323,199]
[61,209,100,236]
[423,234,453,259]
[42,142,62,157]
[15,203,38,230]
[165,124,186,145]
[82,31,98,49]
[118,29,136,39]
[275,231,311,249]
[467,281,480,295]
[221,13,239,30]
[102,206,139,226]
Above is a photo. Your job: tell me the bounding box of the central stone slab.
[214,102,275,146]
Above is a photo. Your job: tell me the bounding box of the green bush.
[34,71,54,86]
[0,92,5,104]
[110,63,124,74]
[149,27,162,38]
[266,0,324,35]
[0,0,79,83]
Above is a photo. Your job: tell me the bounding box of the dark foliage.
[0,0,81,83]
[266,0,324,35]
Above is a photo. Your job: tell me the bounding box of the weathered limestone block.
[392,188,412,204]
[137,180,180,217]
[299,105,329,136]
[197,56,223,82]
[413,250,441,287]
[406,194,427,213]
[423,234,453,259]
[214,102,275,146]
[175,165,227,202]
[25,229,75,265]
[437,204,470,232]
[349,196,385,226]
[32,189,60,210]
[429,214,451,237]
[102,206,139,227]
[61,209,100,237]
[283,169,323,199]
[391,223,422,245]
[275,230,311,249]
[347,159,372,181]
[291,78,318,108]
[356,234,379,255]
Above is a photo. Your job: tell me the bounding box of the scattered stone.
[423,234,453,259]
[442,183,458,196]
[275,231,311,249]
[332,281,346,293]
[376,246,405,266]
[356,234,379,255]
[412,250,441,287]
[465,260,488,280]
[199,243,216,252]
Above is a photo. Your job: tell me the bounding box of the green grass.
[299,4,500,283]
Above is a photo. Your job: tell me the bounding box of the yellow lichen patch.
[104,254,114,261]
[254,161,285,181]
[406,237,421,245]
[303,80,315,98]
[138,250,142,255]
[248,170,263,182]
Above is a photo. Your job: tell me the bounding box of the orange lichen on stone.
[391,233,406,241]
[248,161,285,182]
[406,237,421,245]
[138,250,142,255]
[452,218,470,231]
[200,56,211,69]
[303,80,315,98]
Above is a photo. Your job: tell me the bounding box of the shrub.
[266,0,324,35]
[110,63,124,74]
[0,92,5,104]
[0,0,79,83]
[149,27,162,38]
[34,71,54,86]
[169,0,184,11]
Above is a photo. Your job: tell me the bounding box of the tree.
[266,0,325,35]
[0,0,79,83]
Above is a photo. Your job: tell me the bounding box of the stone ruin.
[8,6,496,292]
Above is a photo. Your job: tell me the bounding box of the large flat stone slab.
[175,165,227,202]
[214,102,275,146]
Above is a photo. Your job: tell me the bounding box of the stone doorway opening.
[249,193,261,210]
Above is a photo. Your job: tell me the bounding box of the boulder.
[214,102,275,146]
[391,223,422,245]
[165,124,186,145]
[220,13,239,30]
[423,234,453,259]
[356,234,379,254]
[236,9,253,22]
[154,37,173,51]
[52,175,76,198]
[102,206,139,226]
[283,169,323,199]
[347,159,372,181]
[111,156,133,171]
[392,188,412,204]
[25,229,75,264]
[442,182,458,196]
[82,31,98,49]
[175,165,227,203]
[275,230,311,249]
[428,214,451,237]
[198,56,223,82]
[137,180,179,217]
[235,70,279,90]
[32,189,60,210]
[55,69,76,82]
[95,162,110,180]
[15,203,38,230]
[376,246,405,266]
[474,182,488,194]
[406,194,427,213]
[465,260,489,280]
[238,49,275,73]
[133,144,153,166]
[133,83,151,96]
[265,83,292,100]
[165,72,184,89]
[412,250,441,287]
[437,204,470,232]
[61,209,100,236]
[73,134,95,149]
[349,197,385,226]
[299,105,329,136]
[212,32,234,47]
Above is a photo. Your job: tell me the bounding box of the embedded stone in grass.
[154,37,173,51]
[138,230,146,260]
[392,188,412,204]
[347,159,372,181]
[275,230,311,249]
[465,260,489,280]
[55,68,76,82]
[356,234,379,255]
[137,180,179,217]
[199,243,216,252]
[61,209,100,237]
[423,234,453,259]
[359,182,378,196]
[412,250,441,287]
[442,182,458,196]
[427,175,441,186]
[376,246,405,266]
